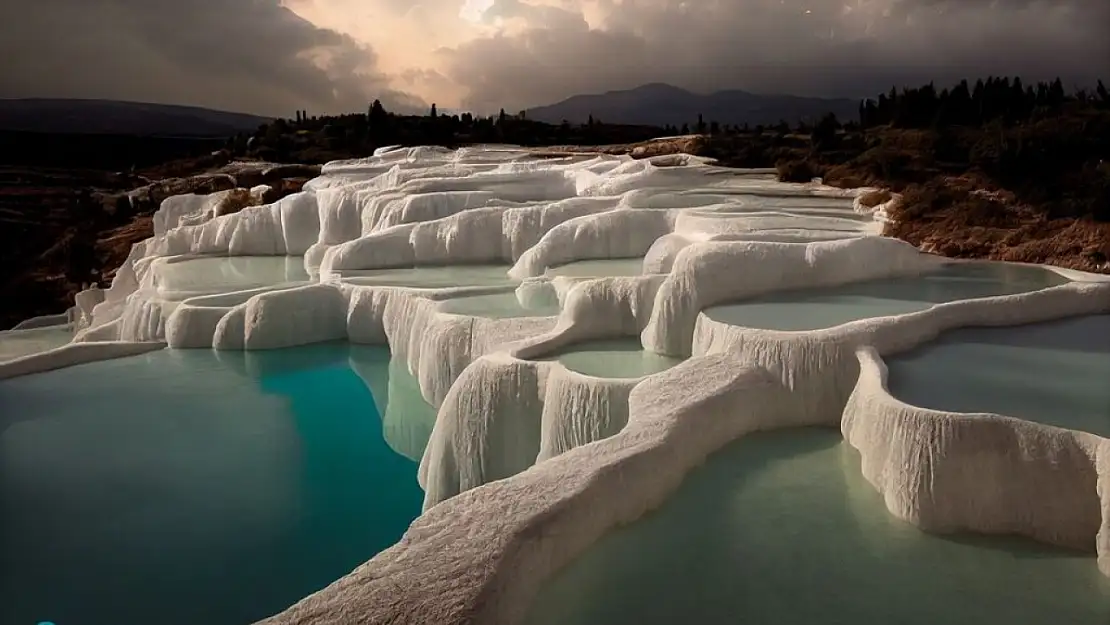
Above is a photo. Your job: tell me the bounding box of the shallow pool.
[696,206,877,223]
[545,258,645,278]
[703,262,1070,331]
[153,255,310,295]
[0,325,73,362]
[336,264,517,288]
[0,342,433,625]
[438,290,563,318]
[887,315,1110,437]
[538,338,684,378]
[528,429,1110,625]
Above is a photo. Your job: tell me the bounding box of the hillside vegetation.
[771,78,1110,271]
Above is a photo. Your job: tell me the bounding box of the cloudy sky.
[0,0,1106,116]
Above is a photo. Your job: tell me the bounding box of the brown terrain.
[0,149,319,329]
[575,127,1109,275]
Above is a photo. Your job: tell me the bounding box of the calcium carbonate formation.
[1,145,1108,625]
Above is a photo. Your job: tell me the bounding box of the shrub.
[776,158,824,182]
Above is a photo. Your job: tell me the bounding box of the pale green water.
[689,212,867,232]
[0,325,73,362]
[696,206,876,223]
[704,263,1070,331]
[0,342,435,625]
[337,264,516,288]
[529,429,1110,625]
[438,290,563,318]
[538,338,684,378]
[545,258,645,277]
[154,255,310,293]
[887,315,1110,437]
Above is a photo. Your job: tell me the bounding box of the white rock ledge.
[5,147,1110,625]
[262,277,1110,625]
[845,345,1104,554]
[0,340,166,380]
[836,279,1110,572]
[259,353,790,625]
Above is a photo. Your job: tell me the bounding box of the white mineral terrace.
[2,144,1108,624]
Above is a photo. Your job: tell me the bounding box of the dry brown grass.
[775,158,823,182]
[886,182,1109,273]
[212,188,259,218]
[857,189,893,208]
[95,216,154,282]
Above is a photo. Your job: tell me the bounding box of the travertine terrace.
[2,145,1107,624]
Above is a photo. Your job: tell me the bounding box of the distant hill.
[526,83,859,127]
[0,99,273,136]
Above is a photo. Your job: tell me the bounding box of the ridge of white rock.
[3,145,1108,625]
[845,343,1104,552]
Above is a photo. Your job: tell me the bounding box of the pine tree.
[810,112,840,151]
[368,100,388,131]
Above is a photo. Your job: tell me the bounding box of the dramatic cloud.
[439,0,1110,112]
[1,0,1105,116]
[0,0,424,116]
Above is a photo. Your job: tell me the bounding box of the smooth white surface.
[4,145,1109,625]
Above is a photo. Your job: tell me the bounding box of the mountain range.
[0,99,273,136]
[0,84,861,136]
[526,83,859,127]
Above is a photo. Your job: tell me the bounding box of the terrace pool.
[538,338,684,378]
[528,429,1110,625]
[887,314,1110,437]
[703,262,1069,331]
[0,342,431,625]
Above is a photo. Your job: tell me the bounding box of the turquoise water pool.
[537,338,685,378]
[0,343,433,625]
[545,258,645,278]
[887,315,1110,437]
[528,429,1110,625]
[153,255,310,295]
[703,262,1070,331]
[0,325,73,362]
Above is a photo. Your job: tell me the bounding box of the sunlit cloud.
[0,0,1104,116]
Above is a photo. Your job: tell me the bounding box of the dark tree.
[810,112,841,151]
[369,99,388,126]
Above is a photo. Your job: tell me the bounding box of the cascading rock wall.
[3,146,1109,625]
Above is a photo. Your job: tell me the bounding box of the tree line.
[858,77,1110,130]
[260,76,1107,152]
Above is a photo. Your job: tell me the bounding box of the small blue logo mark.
[38,622,56,625]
